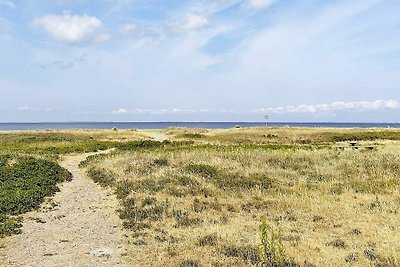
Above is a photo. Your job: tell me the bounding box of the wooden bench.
[337,141,376,150]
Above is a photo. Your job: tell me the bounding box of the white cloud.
[112,108,197,115]
[32,14,108,44]
[112,108,129,115]
[17,106,55,112]
[172,13,209,32]
[94,33,111,42]
[246,0,277,9]
[253,100,400,114]
[112,108,226,115]
[119,23,136,34]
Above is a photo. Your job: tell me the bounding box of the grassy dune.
[83,127,400,266]
[0,129,145,237]
[0,129,148,160]
[1,127,399,266]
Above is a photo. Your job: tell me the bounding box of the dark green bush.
[0,156,71,237]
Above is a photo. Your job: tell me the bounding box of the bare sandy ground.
[0,150,131,267]
[140,131,168,141]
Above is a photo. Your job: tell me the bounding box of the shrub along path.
[0,150,130,267]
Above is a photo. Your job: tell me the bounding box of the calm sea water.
[0,122,399,130]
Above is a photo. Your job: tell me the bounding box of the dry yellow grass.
[84,127,400,266]
[0,129,149,141]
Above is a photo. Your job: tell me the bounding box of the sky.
[0,0,399,122]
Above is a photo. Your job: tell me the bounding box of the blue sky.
[0,0,399,122]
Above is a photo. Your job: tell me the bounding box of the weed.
[179,260,201,267]
[186,163,218,178]
[222,245,260,265]
[154,229,177,243]
[259,217,287,266]
[345,253,359,263]
[351,229,362,235]
[141,197,157,207]
[115,180,136,199]
[197,234,217,246]
[0,215,22,237]
[327,239,347,249]
[173,210,202,228]
[192,198,208,213]
[364,248,379,261]
[120,200,168,223]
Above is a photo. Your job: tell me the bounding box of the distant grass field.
[0,129,147,160]
[84,127,400,266]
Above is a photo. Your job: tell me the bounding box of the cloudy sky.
[0,0,399,122]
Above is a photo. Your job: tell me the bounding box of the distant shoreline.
[0,122,399,131]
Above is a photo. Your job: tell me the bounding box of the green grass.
[0,129,147,238]
[0,155,71,237]
[0,130,143,160]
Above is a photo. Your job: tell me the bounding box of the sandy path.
[141,131,168,141]
[0,150,131,267]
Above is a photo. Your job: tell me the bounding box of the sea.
[0,122,399,131]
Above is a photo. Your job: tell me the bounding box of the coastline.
[0,121,400,131]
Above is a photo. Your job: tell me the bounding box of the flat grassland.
[83,127,400,266]
[1,127,400,266]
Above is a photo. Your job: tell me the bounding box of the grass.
[1,127,399,266]
[166,127,400,144]
[0,155,72,237]
[0,129,146,237]
[0,129,148,160]
[84,127,400,266]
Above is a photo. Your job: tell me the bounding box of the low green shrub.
[87,167,116,187]
[0,156,71,237]
[0,214,22,237]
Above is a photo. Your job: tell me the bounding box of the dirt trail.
[141,131,168,141]
[0,150,131,267]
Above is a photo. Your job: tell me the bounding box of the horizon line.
[0,121,399,124]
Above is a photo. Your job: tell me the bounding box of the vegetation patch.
[87,167,116,187]
[79,127,400,266]
[0,155,71,237]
